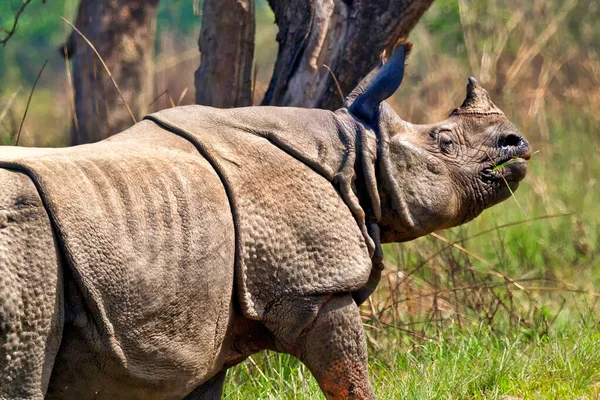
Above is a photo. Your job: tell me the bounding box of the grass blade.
[15,60,47,146]
[60,16,137,125]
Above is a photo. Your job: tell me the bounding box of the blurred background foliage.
[1,0,600,396]
[0,0,278,145]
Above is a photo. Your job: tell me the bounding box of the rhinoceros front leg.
[266,295,375,399]
[300,295,374,399]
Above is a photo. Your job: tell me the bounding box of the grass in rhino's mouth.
[492,156,519,171]
[493,149,539,171]
[485,150,539,217]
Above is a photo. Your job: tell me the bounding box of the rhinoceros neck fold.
[375,112,425,243]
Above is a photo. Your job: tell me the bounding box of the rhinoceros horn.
[347,42,412,122]
[451,77,504,116]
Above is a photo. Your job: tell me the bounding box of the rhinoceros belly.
[0,122,236,399]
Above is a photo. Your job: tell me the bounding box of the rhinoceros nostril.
[500,134,523,148]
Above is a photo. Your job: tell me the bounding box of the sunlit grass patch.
[225,327,600,399]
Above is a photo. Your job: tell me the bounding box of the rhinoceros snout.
[499,133,530,160]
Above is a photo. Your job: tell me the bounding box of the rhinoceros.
[0,44,530,399]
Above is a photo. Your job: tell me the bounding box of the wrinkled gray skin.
[0,44,530,400]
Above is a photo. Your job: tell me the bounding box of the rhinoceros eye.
[439,132,455,155]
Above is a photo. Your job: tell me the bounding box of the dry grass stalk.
[251,62,259,106]
[15,60,48,146]
[60,16,137,125]
[0,86,22,126]
[62,45,79,132]
[176,87,189,106]
[323,64,345,103]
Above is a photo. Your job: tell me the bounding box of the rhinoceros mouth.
[482,145,531,184]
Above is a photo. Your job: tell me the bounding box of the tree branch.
[0,0,44,46]
[262,0,434,109]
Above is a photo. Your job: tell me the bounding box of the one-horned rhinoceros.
[0,44,530,399]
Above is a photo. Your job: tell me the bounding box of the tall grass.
[377,0,600,332]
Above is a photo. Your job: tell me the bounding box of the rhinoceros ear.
[346,42,412,122]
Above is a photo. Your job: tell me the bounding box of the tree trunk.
[194,0,255,107]
[67,0,159,145]
[262,0,435,109]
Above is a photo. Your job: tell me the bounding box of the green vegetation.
[1,0,599,398]
[225,327,600,399]
[0,0,276,145]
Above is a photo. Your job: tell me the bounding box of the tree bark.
[194,0,255,107]
[262,0,435,110]
[67,0,159,145]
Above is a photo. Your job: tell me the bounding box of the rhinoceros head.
[346,43,531,243]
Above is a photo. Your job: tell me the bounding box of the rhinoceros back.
[0,121,235,398]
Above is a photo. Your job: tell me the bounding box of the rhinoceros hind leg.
[0,169,63,399]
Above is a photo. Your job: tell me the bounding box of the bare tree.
[263,0,434,109]
[64,0,159,145]
[195,0,434,110]
[195,0,255,107]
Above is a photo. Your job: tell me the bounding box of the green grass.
[224,327,600,399]
[369,326,600,399]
